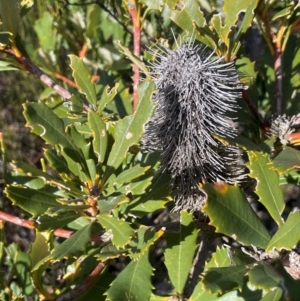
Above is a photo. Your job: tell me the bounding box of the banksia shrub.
[143,42,245,211]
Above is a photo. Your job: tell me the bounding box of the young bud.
[142,41,244,211]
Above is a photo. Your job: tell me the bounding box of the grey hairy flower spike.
[142,41,245,212]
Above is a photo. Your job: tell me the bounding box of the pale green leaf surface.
[169,0,206,34]
[248,262,281,291]
[204,246,231,270]
[267,211,300,251]
[105,252,152,301]
[164,211,198,294]
[272,146,300,174]
[34,12,55,50]
[139,0,164,10]
[246,151,284,226]
[29,233,50,268]
[188,283,217,301]
[69,55,97,107]
[104,80,155,180]
[203,183,271,248]
[260,288,283,301]
[97,215,134,248]
[88,111,107,163]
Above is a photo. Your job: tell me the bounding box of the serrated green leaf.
[23,102,80,151]
[232,0,259,55]
[203,183,271,248]
[169,0,206,34]
[204,246,231,270]
[48,223,93,262]
[279,169,300,185]
[103,80,155,181]
[187,283,218,301]
[108,165,150,189]
[260,288,283,301]
[130,226,164,260]
[29,233,50,268]
[88,111,107,163]
[248,262,281,291]
[5,185,62,217]
[98,84,118,113]
[267,211,300,251]
[0,0,20,38]
[246,151,284,226]
[97,215,134,248]
[129,173,172,215]
[165,211,198,294]
[98,195,130,214]
[202,265,249,294]
[272,146,300,174]
[96,245,128,261]
[35,210,83,231]
[105,252,152,301]
[69,55,97,107]
[117,42,149,74]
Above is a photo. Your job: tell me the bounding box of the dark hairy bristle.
[142,42,245,212]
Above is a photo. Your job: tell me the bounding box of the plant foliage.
[0,0,300,300]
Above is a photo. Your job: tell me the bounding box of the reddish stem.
[2,48,71,99]
[128,0,141,112]
[274,48,283,115]
[0,210,102,244]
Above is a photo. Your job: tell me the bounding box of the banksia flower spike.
[142,40,245,212]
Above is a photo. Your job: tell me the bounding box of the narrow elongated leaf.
[47,223,93,261]
[98,84,118,113]
[104,80,155,181]
[105,252,152,301]
[165,211,198,294]
[35,211,83,231]
[97,215,134,248]
[203,183,271,248]
[109,165,150,188]
[202,265,249,294]
[24,102,71,146]
[5,185,61,217]
[29,233,50,268]
[246,151,284,226]
[69,55,97,107]
[88,111,107,163]
[98,195,130,214]
[0,0,20,38]
[267,211,300,251]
